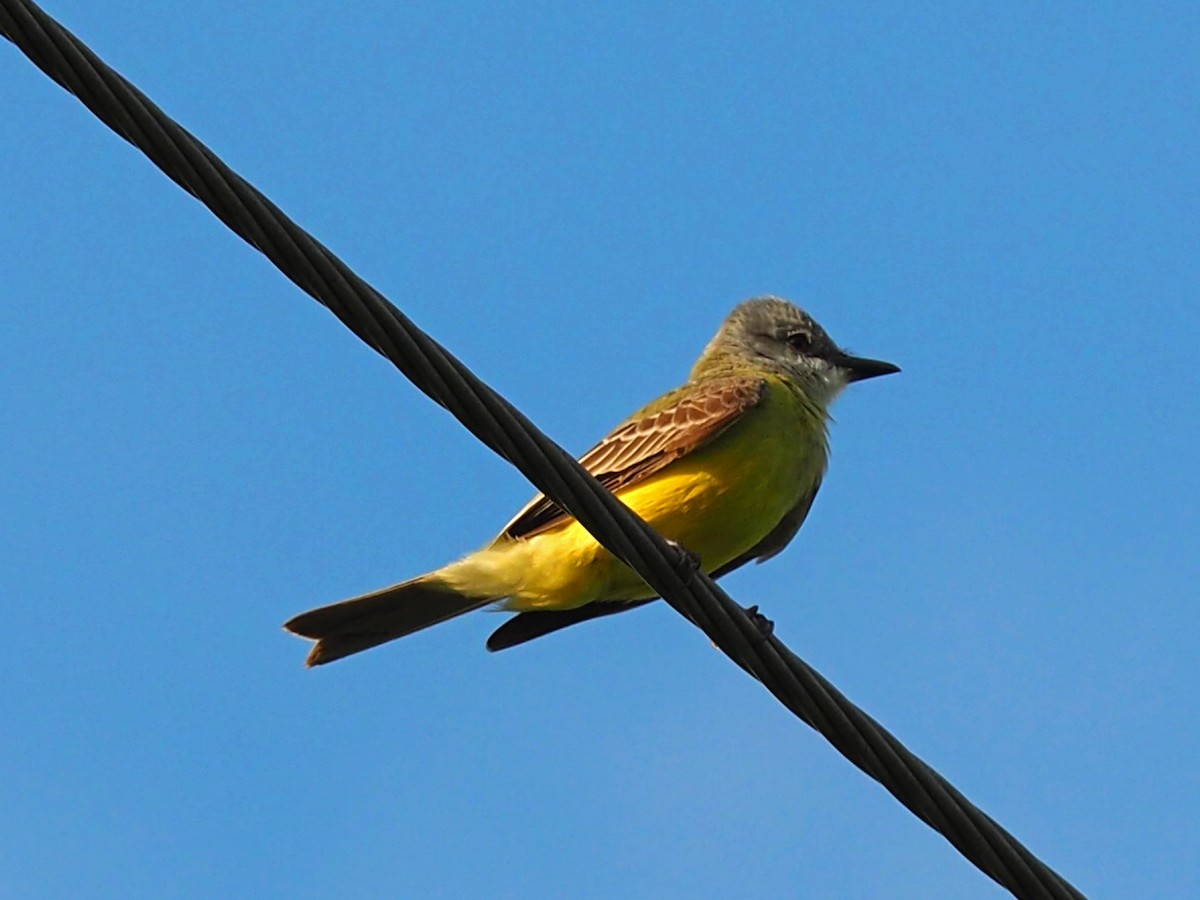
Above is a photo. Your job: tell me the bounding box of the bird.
[285,296,898,665]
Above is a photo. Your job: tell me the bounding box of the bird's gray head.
[696,296,899,406]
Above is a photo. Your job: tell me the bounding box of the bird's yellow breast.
[440,378,827,610]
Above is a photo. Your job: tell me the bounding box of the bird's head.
[696,296,899,406]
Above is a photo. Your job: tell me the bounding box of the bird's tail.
[284,574,493,666]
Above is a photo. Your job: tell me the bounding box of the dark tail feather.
[285,576,491,666]
[486,600,654,652]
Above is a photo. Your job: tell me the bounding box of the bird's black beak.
[832,351,901,383]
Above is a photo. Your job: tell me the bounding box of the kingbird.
[285,296,898,665]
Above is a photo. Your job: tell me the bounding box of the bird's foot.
[666,539,702,574]
[743,604,775,640]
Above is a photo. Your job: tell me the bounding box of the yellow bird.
[285,296,898,665]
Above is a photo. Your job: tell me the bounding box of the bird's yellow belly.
[446,390,825,611]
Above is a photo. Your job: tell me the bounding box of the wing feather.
[500,376,767,540]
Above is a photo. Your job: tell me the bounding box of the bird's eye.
[785,331,812,353]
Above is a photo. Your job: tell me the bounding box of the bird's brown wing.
[499,375,768,541]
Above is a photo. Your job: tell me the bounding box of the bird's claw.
[743,604,775,640]
[666,539,702,573]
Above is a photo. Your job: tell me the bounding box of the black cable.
[0,3,1085,897]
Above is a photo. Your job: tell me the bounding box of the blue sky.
[2,2,1197,897]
